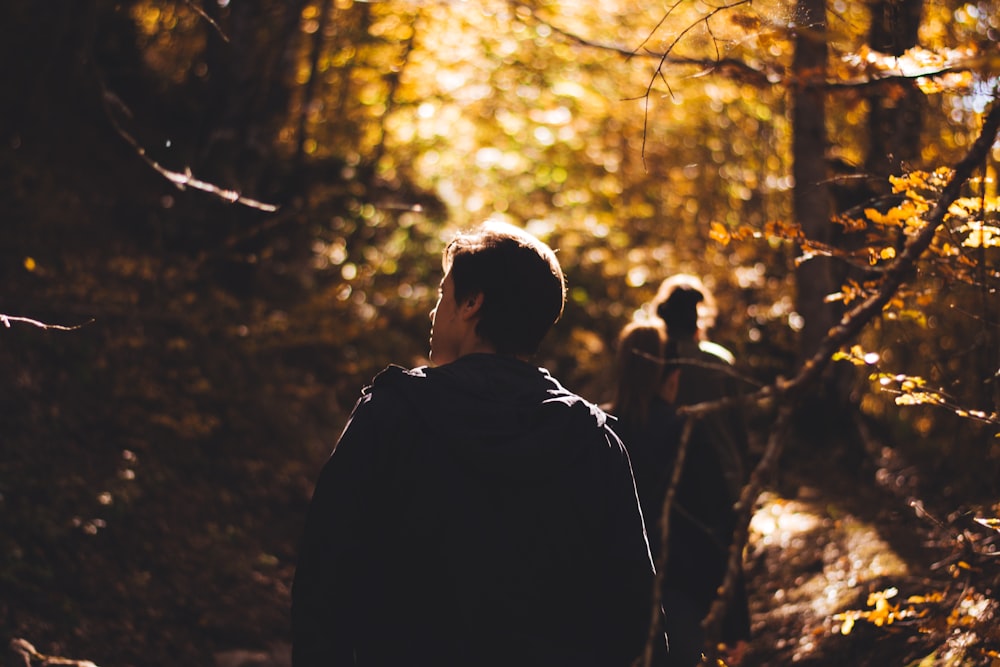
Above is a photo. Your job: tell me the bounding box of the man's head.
[652,273,716,338]
[430,221,565,365]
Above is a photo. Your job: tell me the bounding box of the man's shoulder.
[361,363,439,396]
[369,364,425,387]
[347,365,425,418]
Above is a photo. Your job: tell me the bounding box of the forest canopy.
[95,0,1000,445]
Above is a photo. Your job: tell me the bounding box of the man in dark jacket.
[292,221,667,666]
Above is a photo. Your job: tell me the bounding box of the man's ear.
[459,292,485,319]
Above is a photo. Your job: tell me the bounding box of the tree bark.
[865,0,925,182]
[791,0,836,363]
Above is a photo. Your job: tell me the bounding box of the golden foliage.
[834,587,904,635]
[834,587,957,636]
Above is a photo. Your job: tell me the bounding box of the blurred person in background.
[654,275,751,664]
[610,282,751,664]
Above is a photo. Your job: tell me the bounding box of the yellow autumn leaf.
[889,171,930,194]
[709,222,731,246]
[916,70,974,95]
[906,591,944,604]
[867,207,906,227]
[938,242,959,256]
[832,610,862,635]
[867,587,898,606]
[895,391,943,406]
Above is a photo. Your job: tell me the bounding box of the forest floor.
[3,312,998,667]
[737,438,1000,667]
[3,294,997,667]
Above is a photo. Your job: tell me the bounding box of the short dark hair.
[443,221,566,356]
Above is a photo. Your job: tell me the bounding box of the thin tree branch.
[96,81,279,212]
[683,99,1000,663]
[699,404,795,665]
[10,638,100,667]
[183,0,229,42]
[632,0,685,59]
[1,315,93,331]
[639,418,697,667]
[671,356,766,390]
[515,1,983,94]
[785,99,1000,395]
[513,0,769,81]
[685,98,1000,421]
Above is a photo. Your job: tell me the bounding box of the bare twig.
[639,418,697,667]
[513,0,770,81]
[182,0,229,42]
[515,0,984,177]
[97,84,278,212]
[638,0,752,167]
[1,314,93,331]
[671,356,765,391]
[632,0,684,58]
[700,404,794,664]
[10,638,100,667]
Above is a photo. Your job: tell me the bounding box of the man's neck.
[457,337,497,358]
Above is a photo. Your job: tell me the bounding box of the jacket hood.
[369,354,610,480]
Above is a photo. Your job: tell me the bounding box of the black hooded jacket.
[292,354,665,666]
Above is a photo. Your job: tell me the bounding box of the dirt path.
[743,490,915,665]
[737,445,999,666]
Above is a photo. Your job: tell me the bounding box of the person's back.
[608,322,730,573]
[609,316,750,666]
[292,222,666,666]
[653,276,748,503]
[650,275,752,662]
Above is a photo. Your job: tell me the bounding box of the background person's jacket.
[292,353,666,666]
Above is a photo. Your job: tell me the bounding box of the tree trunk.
[789,0,868,453]
[865,0,925,183]
[791,0,836,364]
